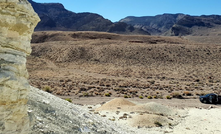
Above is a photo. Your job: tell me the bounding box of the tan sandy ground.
[171,108,221,134]
[83,98,221,134]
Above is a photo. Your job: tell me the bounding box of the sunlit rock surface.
[0,0,39,133]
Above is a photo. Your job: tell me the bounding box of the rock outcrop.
[0,0,39,133]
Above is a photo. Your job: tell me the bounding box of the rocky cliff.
[0,0,40,133]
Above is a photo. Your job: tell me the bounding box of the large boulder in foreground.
[0,0,39,133]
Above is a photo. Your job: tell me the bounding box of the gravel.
[28,86,135,134]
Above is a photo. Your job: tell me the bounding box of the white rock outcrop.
[0,0,39,133]
[28,86,134,134]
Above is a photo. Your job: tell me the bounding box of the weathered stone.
[0,0,39,133]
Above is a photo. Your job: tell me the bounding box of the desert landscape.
[26,31,221,133]
[28,31,221,101]
[1,0,221,134]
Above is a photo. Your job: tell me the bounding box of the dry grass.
[27,31,221,99]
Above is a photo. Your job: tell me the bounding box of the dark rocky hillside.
[28,0,150,35]
[120,14,186,35]
[28,0,221,36]
[120,14,221,36]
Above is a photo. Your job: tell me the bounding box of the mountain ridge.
[29,0,221,36]
[120,14,221,36]
[28,0,150,35]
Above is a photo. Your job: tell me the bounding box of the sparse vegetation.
[105,93,111,97]
[166,95,172,99]
[147,96,152,99]
[83,92,89,97]
[42,86,52,93]
[28,31,221,102]
[64,98,72,103]
[153,95,158,99]
[149,80,155,85]
[139,96,143,99]
[124,95,128,98]
[183,91,192,96]
[171,92,183,98]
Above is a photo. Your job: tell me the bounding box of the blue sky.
[33,0,221,22]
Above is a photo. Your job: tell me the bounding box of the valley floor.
[27,31,221,133]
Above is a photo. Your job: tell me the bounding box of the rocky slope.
[0,0,40,133]
[28,0,150,35]
[120,14,185,35]
[28,86,134,134]
[120,14,221,36]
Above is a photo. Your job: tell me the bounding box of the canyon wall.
[0,0,39,133]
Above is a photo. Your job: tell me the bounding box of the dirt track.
[66,96,219,109]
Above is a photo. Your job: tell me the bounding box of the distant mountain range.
[28,0,150,35]
[29,0,221,36]
[120,14,221,36]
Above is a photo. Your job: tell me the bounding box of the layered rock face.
[0,0,39,133]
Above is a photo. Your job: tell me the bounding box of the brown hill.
[27,31,221,101]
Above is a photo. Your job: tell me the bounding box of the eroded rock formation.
[0,0,39,133]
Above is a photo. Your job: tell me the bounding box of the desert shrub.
[200,92,207,96]
[114,88,124,91]
[139,96,143,99]
[154,121,162,127]
[171,92,183,98]
[195,92,201,96]
[166,95,172,99]
[43,86,52,93]
[109,118,115,121]
[147,96,152,99]
[83,92,89,97]
[158,95,163,99]
[56,91,62,95]
[124,95,128,98]
[149,80,155,85]
[183,91,192,96]
[153,95,158,99]
[208,79,214,83]
[94,92,99,95]
[105,93,111,97]
[64,98,72,103]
